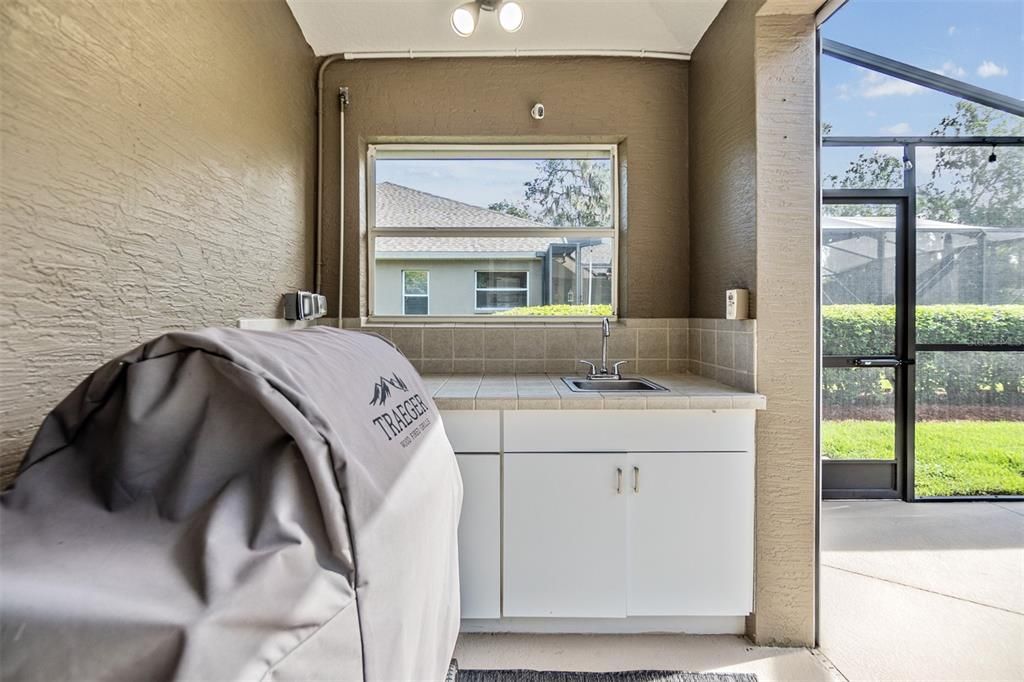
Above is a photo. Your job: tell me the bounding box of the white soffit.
[286,0,728,58]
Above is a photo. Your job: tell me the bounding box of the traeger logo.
[369,373,431,446]
[369,373,409,406]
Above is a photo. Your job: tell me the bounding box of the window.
[402,270,428,315]
[475,271,528,312]
[368,144,618,320]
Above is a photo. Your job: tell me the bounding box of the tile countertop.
[421,373,766,411]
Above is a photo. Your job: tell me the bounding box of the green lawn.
[822,420,1024,497]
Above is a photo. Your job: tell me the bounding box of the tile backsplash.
[341,317,757,391]
[686,318,756,392]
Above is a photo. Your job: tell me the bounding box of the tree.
[822,148,903,217]
[487,199,532,220]
[488,159,613,227]
[918,102,1024,227]
[822,102,1024,222]
[525,160,612,227]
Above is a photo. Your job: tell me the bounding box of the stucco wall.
[751,10,818,647]
[0,0,316,483]
[688,0,763,318]
[319,57,690,319]
[688,0,819,646]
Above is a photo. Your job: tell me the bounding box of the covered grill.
[1,326,462,681]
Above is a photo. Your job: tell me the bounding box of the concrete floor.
[455,500,1023,681]
[820,500,1024,682]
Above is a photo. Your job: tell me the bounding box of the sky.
[376,159,543,209]
[821,0,1022,135]
[821,0,1022,180]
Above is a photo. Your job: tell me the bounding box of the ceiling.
[286,1,727,58]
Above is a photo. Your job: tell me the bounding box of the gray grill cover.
[0,327,462,681]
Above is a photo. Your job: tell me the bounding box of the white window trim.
[366,143,619,323]
[474,270,530,312]
[402,269,429,315]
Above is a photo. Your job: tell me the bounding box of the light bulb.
[498,1,525,32]
[451,3,478,37]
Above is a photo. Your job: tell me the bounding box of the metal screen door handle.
[853,358,902,367]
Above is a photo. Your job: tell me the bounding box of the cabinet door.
[503,452,627,617]
[627,451,754,616]
[455,454,501,619]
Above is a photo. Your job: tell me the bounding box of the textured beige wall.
[751,11,818,647]
[688,0,763,318]
[0,0,316,482]
[688,0,818,644]
[319,57,690,319]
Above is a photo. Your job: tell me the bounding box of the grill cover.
[1,327,462,681]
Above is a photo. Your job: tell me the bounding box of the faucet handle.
[578,360,597,376]
[612,360,629,376]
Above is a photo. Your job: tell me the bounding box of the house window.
[475,271,529,312]
[368,144,618,320]
[402,270,429,315]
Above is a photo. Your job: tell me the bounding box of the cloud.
[881,122,912,135]
[977,60,1008,78]
[947,25,956,36]
[937,61,966,79]
[861,71,925,97]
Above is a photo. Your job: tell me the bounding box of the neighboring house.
[373,182,613,315]
[822,215,1024,306]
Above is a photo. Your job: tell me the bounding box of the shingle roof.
[373,183,613,265]
[375,182,545,228]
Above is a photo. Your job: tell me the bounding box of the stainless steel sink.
[561,377,668,392]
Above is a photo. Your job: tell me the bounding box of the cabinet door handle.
[633,466,640,493]
[616,467,623,494]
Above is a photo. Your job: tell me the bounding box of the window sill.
[362,315,618,328]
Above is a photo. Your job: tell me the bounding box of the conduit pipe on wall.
[315,55,348,304]
[341,49,690,61]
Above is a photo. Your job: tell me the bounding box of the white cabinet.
[503,452,628,617]
[454,454,501,619]
[444,408,756,628]
[444,410,502,619]
[502,449,753,619]
[626,451,754,616]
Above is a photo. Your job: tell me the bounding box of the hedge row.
[823,304,1024,355]
[495,304,613,317]
[823,305,1024,410]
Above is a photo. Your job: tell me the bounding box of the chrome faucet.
[579,318,627,380]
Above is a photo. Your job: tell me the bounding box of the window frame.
[474,270,530,313]
[401,269,429,316]
[366,143,619,323]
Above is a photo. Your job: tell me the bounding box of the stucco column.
[751,8,819,647]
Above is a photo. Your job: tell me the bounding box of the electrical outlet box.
[284,291,327,321]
